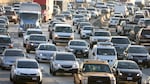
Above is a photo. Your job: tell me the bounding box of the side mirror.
[40,67,44,72]
[131,41,136,45]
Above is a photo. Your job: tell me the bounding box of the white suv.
[10,59,43,84]
[52,24,74,44]
[91,42,117,67]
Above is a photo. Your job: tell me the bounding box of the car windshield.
[4,50,24,56]
[20,13,38,20]
[0,37,11,43]
[83,27,93,30]
[141,30,150,36]
[38,45,56,51]
[56,54,75,61]
[80,23,91,27]
[128,47,148,53]
[94,32,110,36]
[70,41,86,46]
[74,15,84,18]
[30,36,46,41]
[135,15,144,18]
[82,64,111,73]
[55,27,72,33]
[27,31,42,35]
[0,20,5,23]
[111,38,130,44]
[145,20,150,25]
[97,48,115,55]
[87,8,95,11]
[5,11,15,15]
[117,61,139,69]
[17,61,38,68]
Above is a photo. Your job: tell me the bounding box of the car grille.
[133,56,147,60]
[121,72,137,77]
[20,73,37,76]
[88,76,111,84]
[61,65,72,68]
[23,24,36,29]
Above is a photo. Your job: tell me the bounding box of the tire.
[18,33,22,37]
[52,41,56,45]
[26,49,30,53]
[38,81,42,84]
[9,74,12,81]
[23,43,26,47]
[137,79,142,84]
[52,71,56,76]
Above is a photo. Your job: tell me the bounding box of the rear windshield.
[128,47,148,53]
[39,45,56,51]
[94,32,110,36]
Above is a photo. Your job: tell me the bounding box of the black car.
[112,60,142,84]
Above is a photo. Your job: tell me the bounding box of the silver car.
[35,43,57,62]
[50,52,79,76]
[0,49,26,69]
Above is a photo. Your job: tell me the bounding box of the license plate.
[138,60,142,63]
[32,77,37,80]
[127,77,132,80]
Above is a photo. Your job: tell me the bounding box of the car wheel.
[38,81,42,84]
[137,79,142,84]
[52,71,56,76]
[52,41,56,45]
[23,43,26,47]
[90,44,93,49]
[26,49,30,53]
[9,73,13,81]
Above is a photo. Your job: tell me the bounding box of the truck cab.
[74,60,116,84]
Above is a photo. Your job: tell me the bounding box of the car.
[87,7,99,18]
[138,18,150,28]
[25,34,47,53]
[0,18,8,28]
[0,35,13,54]
[77,22,92,34]
[4,10,18,24]
[4,6,14,11]
[35,43,57,62]
[0,15,9,26]
[111,36,131,60]
[125,45,150,68]
[52,24,74,44]
[112,60,142,84]
[61,11,72,19]
[80,26,93,39]
[23,28,43,47]
[49,52,79,76]
[0,49,26,69]
[66,40,89,58]
[136,28,150,45]
[54,14,66,22]
[133,14,145,24]
[91,42,117,66]
[0,28,9,35]
[108,17,120,28]
[10,59,42,84]
[72,14,84,25]
[90,29,111,48]
[74,59,116,84]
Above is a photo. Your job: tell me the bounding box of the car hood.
[83,72,114,78]
[55,60,76,65]
[16,68,39,74]
[55,32,73,37]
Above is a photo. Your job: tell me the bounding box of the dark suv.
[0,35,13,54]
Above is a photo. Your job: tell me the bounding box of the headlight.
[84,48,89,52]
[30,43,34,46]
[119,72,122,76]
[147,55,150,60]
[128,55,133,59]
[70,35,74,39]
[54,63,60,67]
[72,63,79,68]
[12,16,16,19]
[54,34,58,38]
[82,77,88,84]
[69,48,74,52]
[137,73,142,77]
[36,72,40,76]
[15,70,21,75]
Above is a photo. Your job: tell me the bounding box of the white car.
[72,14,84,25]
[23,28,42,47]
[50,52,79,76]
[90,29,111,48]
[108,17,120,28]
[91,42,117,67]
[80,26,93,39]
[87,7,99,18]
[35,43,57,62]
[10,59,43,84]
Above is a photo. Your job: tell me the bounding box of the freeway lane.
[0,17,150,84]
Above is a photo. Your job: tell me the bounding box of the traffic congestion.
[0,0,150,84]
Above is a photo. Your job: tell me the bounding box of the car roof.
[17,58,37,62]
[129,45,144,48]
[0,35,10,38]
[27,28,42,31]
[29,34,45,36]
[55,24,71,27]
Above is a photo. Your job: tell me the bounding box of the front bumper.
[54,37,73,43]
[14,75,41,83]
[118,76,141,83]
[56,68,78,73]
